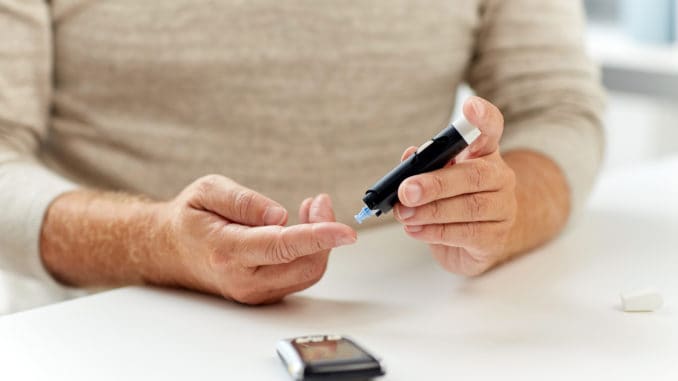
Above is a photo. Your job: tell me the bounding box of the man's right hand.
[40,175,356,305]
[154,175,356,304]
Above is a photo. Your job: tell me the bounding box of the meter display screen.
[293,338,372,363]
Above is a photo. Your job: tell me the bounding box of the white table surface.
[1,157,677,380]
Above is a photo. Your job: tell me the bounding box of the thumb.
[462,96,504,158]
[400,146,418,162]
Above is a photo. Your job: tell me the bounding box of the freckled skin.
[40,191,164,286]
[40,179,356,305]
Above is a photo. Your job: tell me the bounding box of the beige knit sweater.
[0,1,604,292]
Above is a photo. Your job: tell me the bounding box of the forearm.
[503,149,571,257]
[39,189,173,288]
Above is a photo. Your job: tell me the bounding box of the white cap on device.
[454,117,481,145]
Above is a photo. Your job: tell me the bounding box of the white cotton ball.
[620,287,663,312]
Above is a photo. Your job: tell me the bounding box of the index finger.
[189,175,288,227]
[462,96,504,158]
[226,222,356,267]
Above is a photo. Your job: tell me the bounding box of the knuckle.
[185,175,224,205]
[312,238,324,253]
[465,193,486,220]
[235,190,256,218]
[430,173,446,196]
[429,201,443,221]
[268,231,299,264]
[194,174,221,194]
[309,224,324,252]
[267,240,287,263]
[466,165,484,190]
[461,223,479,241]
[436,225,448,243]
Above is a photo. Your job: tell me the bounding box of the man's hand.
[393,97,518,276]
[155,175,355,304]
[41,176,356,305]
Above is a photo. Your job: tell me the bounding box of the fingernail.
[405,225,423,233]
[263,206,286,225]
[397,206,416,220]
[318,193,332,209]
[471,98,485,120]
[337,235,357,246]
[403,183,422,204]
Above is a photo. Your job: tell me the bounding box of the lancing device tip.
[354,206,377,224]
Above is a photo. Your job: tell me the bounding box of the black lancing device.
[354,117,481,224]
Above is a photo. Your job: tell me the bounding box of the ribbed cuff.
[0,161,79,292]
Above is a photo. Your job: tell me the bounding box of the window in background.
[586,0,675,44]
[584,0,678,170]
[585,0,619,23]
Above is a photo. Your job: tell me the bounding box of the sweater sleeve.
[466,0,606,219]
[0,1,78,286]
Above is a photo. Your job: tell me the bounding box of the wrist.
[503,150,571,258]
[40,189,176,287]
[140,200,218,295]
[135,200,185,288]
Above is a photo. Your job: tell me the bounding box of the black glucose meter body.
[276,335,385,381]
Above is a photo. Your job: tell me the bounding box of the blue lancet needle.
[354,206,377,224]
